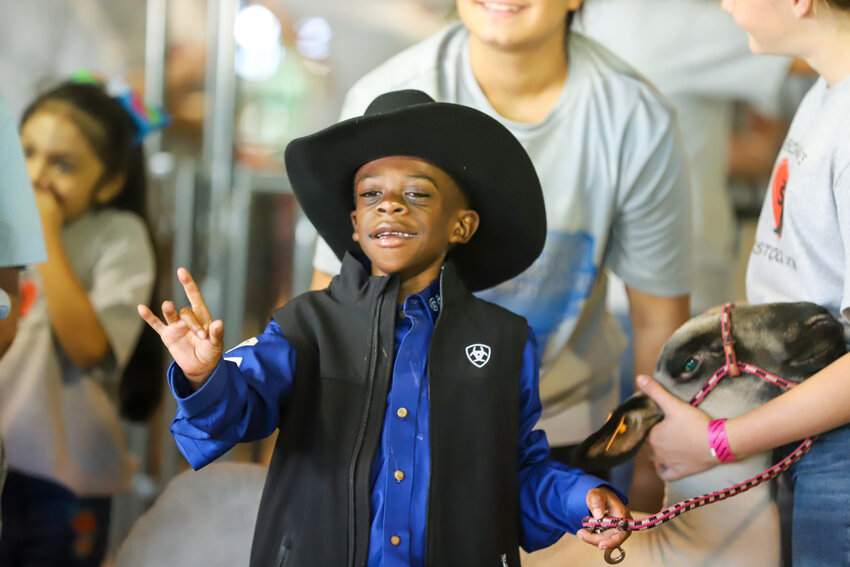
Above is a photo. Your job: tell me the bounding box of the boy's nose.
[377,197,406,215]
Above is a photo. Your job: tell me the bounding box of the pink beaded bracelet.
[708,418,737,463]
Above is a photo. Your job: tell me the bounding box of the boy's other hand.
[137,267,224,388]
[575,486,631,551]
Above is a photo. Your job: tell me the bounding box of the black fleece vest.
[251,254,529,567]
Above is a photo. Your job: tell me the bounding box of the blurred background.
[0,0,815,560]
[2,0,457,556]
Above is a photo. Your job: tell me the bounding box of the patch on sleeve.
[226,336,259,353]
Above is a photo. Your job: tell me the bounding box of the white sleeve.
[89,213,155,369]
[606,93,692,297]
[313,237,343,276]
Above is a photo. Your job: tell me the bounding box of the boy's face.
[351,156,479,285]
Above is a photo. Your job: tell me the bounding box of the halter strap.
[583,303,815,554]
[721,304,741,377]
[689,303,797,405]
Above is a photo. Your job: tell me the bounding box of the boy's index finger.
[177,268,212,323]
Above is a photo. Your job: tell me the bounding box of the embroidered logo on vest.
[465,344,491,368]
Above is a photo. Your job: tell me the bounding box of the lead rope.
[582,304,816,564]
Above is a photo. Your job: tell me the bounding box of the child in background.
[140,90,630,567]
[0,79,165,566]
[637,1,850,565]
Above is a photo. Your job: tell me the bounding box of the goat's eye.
[683,358,698,373]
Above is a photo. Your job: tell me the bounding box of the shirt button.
[397,407,408,419]
[394,470,405,482]
[391,535,401,546]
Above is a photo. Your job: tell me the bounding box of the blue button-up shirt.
[169,280,615,567]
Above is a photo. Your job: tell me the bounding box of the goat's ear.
[569,394,663,470]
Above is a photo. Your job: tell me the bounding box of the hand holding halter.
[582,304,817,560]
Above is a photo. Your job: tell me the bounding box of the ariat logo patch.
[465,344,491,368]
[771,158,789,238]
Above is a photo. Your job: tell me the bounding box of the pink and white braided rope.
[583,304,815,534]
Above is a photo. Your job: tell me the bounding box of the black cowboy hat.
[284,89,546,291]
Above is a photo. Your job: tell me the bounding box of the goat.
[523,302,847,567]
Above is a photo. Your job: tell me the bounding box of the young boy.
[138,90,629,567]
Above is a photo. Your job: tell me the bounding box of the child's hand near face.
[575,486,632,552]
[138,268,224,389]
[33,188,63,234]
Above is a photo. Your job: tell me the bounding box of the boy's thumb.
[636,374,678,413]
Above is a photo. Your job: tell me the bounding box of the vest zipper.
[424,266,445,567]
[501,553,509,567]
[347,292,385,567]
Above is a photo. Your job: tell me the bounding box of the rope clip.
[604,545,626,564]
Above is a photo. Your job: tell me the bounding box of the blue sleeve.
[516,327,626,551]
[0,94,46,267]
[168,319,296,469]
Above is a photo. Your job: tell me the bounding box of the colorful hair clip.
[71,70,170,145]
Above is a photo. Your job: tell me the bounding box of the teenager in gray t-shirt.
[637,1,850,564]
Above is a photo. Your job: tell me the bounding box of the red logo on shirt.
[771,158,789,238]
[19,280,37,318]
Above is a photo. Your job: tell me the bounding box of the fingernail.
[637,375,648,387]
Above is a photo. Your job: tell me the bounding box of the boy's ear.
[94,173,126,205]
[350,211,360,242]
[449,210,479,245]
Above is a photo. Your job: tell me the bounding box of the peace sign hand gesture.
[137,268,224,389]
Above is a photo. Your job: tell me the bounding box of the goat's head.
[573,302,847,469]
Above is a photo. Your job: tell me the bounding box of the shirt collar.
[399,278,441,324]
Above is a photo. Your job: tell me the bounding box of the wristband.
[708,418,736,463]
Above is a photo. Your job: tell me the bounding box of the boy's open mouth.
[370,224,419,241]
[372,231,417,239]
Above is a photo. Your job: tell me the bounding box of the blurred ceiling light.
[234,5,284,81]
[235,44,284,81]
[294,17,333,61]
[234,5,282,51]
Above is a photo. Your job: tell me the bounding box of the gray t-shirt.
[577,0,791,313]
[313,22,692,442]
[0,209,154,495]
[747,76,850,325]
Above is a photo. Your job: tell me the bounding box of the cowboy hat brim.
[284,90,546,292]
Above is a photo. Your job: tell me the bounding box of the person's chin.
[366,252,414,278]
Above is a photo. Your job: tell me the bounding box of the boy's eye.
[358,190,381,199]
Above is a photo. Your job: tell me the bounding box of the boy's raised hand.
[575,486,631,552]
[137,268,224,388]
